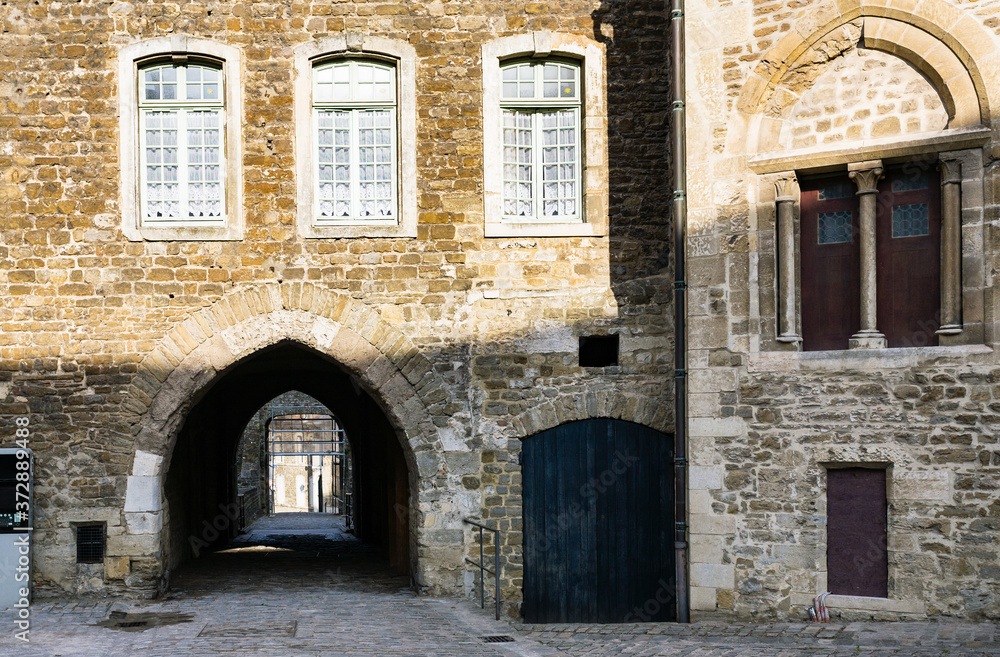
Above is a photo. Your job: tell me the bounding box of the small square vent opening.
[76,524,106,564]
[579,334,619,367]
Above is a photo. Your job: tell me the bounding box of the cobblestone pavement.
[1,513,996,656]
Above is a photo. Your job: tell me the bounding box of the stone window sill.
[300,220,416,239]
[750,343,993,372]
[485,221,603,238]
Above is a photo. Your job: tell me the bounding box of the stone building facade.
[0,0,674,614]
[686,0,1000,621]
[1,0,998,623]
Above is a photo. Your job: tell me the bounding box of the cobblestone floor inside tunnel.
[170,513,414,598]
[2,512,998,656]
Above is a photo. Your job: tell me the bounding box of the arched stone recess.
[510,388,672,440]
[729,1,997,160]
[119,283,463,593]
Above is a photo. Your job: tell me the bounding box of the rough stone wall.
[687,0,1000,621]
[780,47,948,150]
[0,0,672,614]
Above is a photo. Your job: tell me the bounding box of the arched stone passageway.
[164,342,411,577]
[118,286,460,596]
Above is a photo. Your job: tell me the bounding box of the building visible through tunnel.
[235,393,352,521]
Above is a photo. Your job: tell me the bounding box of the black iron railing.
[344,492,353,531]
[464,518,501,620]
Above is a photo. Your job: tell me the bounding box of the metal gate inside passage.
[522,419,675,623]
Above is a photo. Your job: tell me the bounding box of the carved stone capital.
[848,160,884,194]
[938,158,962,186]
[774,173,798,202]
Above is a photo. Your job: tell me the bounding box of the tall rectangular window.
[826,468,888,597]
[313,60,397,223]
[139,63,225,223]
[799,164,941,350]
[876,165,941,348]
[800,175,861,351]
[500,60,581,222]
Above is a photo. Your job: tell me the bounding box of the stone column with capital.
[848,160,887,349]
[774,173,802,347]
[937,157,963,338]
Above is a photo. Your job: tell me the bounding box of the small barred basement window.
[76,525,106,564]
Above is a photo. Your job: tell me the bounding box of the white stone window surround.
[294,35,417,239]
[483,32,607,238]
[119,36,244,242]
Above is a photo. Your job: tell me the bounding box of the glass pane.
[891,172,929,192]
[817,179,853,200]
[817,211,853,244]
[892,203,930,237]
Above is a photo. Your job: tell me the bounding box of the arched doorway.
[163,341,411,578]
[522,419,675,623]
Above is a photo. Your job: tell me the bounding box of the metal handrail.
[344,492,354,530]
[464,518,501,620]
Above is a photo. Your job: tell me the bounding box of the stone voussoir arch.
[731,0,997,157]
[510,388,673,440]
[122,282,449,517]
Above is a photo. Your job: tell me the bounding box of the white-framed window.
[118,36,243,242]
[139,62,225,224]
[313,60,397,223]
[500,59,581,222]
[482,32,607,238]
[294,35,417,239]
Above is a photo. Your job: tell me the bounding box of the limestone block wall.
[687,0,1000,621]
[0,0,673,613]
[780,47,948,150]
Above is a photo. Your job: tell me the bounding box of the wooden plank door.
[800,175,861,351]
[522,419,675,623]
[826,468,888,597]
[876,166,941,347]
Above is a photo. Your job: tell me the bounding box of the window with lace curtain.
[139,62,225,224]
[312,59,397,223]
[500,59,581,222]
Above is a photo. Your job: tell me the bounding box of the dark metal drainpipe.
[671,0,690,624]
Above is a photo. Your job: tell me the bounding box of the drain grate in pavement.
[96,612,194,632]
[199,621,298,638]
[481,635,516,643]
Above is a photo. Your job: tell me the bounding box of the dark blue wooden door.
[522,419,675,623]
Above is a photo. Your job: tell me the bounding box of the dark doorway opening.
[163,342,411,584]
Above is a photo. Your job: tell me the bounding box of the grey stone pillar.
[775,173,801,347]
[937,157,963,336]
[848,160,886,349]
